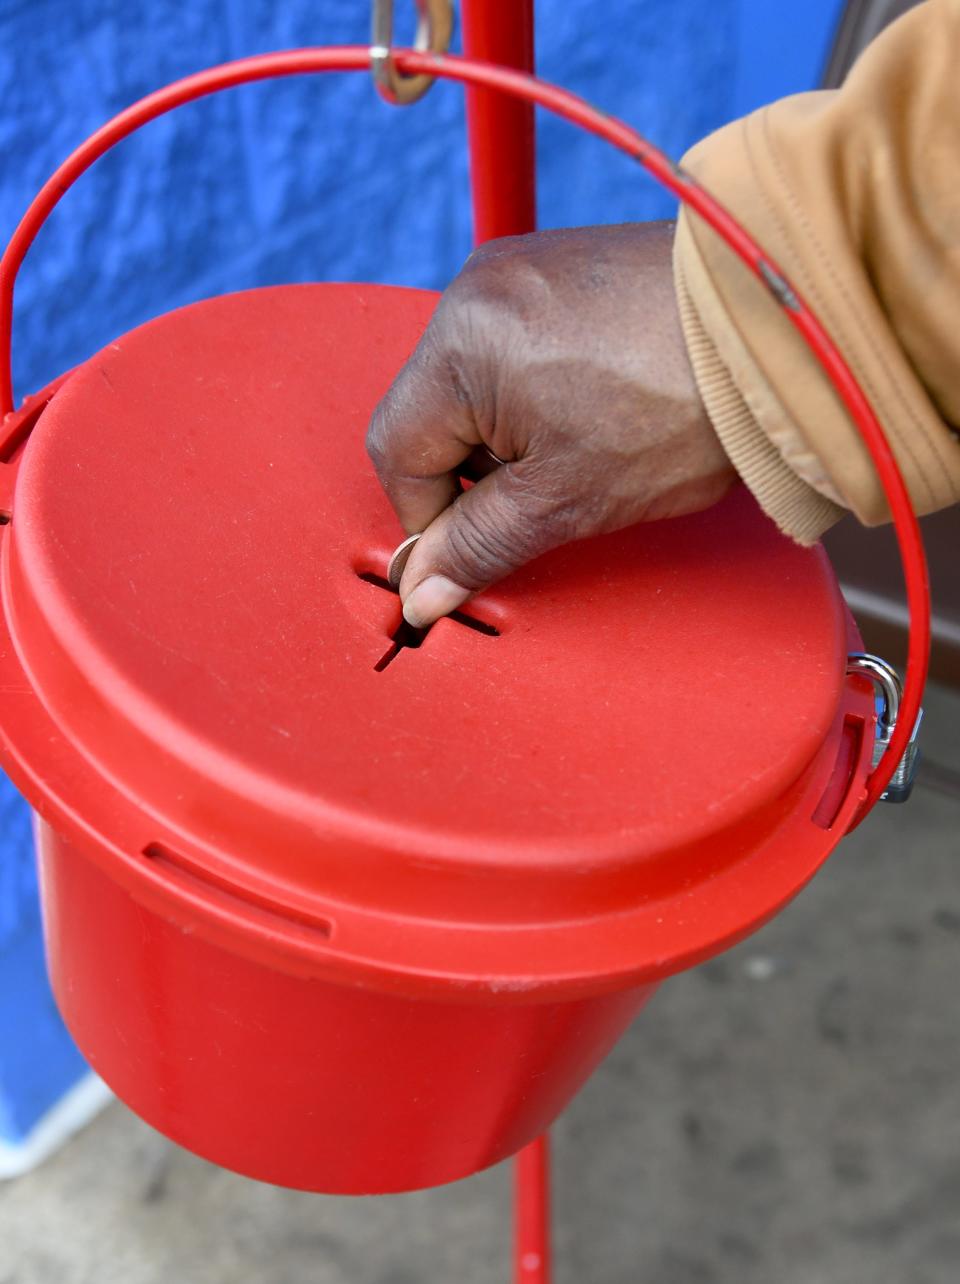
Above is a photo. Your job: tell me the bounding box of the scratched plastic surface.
[12,284,844,863]
[0,282,872,1190]
[0,280,873,993]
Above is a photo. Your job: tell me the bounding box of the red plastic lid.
[0,284,872,996]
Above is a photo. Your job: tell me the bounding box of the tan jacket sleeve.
[673,0,960,543]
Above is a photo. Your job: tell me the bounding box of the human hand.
[366,220,735,627]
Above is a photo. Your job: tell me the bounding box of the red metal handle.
[0,46,930,816]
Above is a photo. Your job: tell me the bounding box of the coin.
[387,533,422,589]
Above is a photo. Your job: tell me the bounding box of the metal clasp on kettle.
[847,653,923,803]
[370,0,454,105]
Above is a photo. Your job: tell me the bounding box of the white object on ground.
[0,1072,113,1179]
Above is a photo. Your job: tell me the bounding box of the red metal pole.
[460,0,536,243]
[515,1134,551,1284]
[459,15,545,1276]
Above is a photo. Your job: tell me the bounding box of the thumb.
[399,463,569,628]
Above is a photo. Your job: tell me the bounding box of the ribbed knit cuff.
[673,219,845,546]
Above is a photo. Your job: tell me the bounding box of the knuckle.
[365,361,432,475]
[444,516,520,588]
[463,234,530,272]
[365,402,391,472]
[455,236,540,310]
[442,494,548,589]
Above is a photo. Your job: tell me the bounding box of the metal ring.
[370,0,454,106]
[485,446,509,466]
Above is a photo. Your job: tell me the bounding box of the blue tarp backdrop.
[0,0,844,1148]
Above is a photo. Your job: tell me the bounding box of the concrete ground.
[2,684,958,1284]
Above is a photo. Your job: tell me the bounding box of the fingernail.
[402,576,470,628]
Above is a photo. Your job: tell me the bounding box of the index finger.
[366,329,483,534]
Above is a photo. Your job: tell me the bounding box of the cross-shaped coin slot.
[356,572,500,671]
